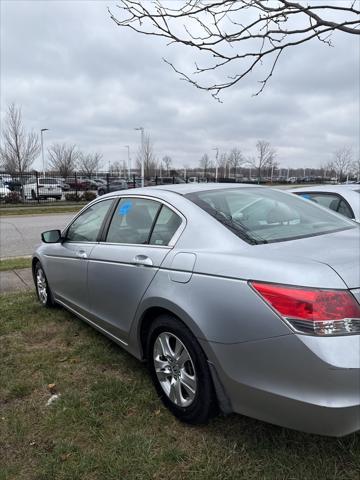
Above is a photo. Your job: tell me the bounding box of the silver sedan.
[32,184,360,436]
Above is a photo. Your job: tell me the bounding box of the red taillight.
[251,282,360,336]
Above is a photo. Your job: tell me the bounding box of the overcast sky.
[1,0,359,171]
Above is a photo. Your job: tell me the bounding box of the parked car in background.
[66,177,99,191]
[0,174,13,185]
[97,179,128,196]
[291,184,360,222]
[187,176,198,183]
[23,177,63,200]
[5,177,23,192]
[0,180,11,199]
[127,178,142,189]
[150,176,186,185]
[286,177,298,184]
[34,184,360,436]
[92,178,107,187]
[55,179,70,191]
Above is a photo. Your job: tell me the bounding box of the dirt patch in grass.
[0,292,359,480]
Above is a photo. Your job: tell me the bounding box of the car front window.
[66,199,114,242]
[186,187,357,244]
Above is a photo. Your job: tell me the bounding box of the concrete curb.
[0,268,33,294]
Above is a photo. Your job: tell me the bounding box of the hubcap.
[36,268,47,304]
[153,332,197,407]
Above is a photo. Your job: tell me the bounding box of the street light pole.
[40,128,49,177]
[134,127,144,187]
[212,147,219,182]
[124,145,131,179]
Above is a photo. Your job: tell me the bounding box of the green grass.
[0,206,84,216]
[0,292,359,480]
[0,257,32,272]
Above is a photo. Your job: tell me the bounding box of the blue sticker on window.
[119,201,132,215]
[299,194,311,200]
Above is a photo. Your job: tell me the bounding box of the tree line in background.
[0,104,103,178]
[0,103,359,182]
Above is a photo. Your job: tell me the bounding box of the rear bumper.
[202,334,360,436]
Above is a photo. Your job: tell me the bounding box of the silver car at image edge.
[290,184,360,222]
[32,183,360,436]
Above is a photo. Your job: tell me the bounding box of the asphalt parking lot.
[0,213,73,258]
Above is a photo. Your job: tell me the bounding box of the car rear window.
[185,187,356,244]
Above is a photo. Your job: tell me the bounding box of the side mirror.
[41,229,62,243]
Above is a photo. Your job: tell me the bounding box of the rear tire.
[34,261,56,308]
[146,314,217,424]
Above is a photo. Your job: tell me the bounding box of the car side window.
[338,199,354,219]
[298,193,337,209]
[298,193,354,219]
[149,206,182,245]
[106,198,161,244]
[66,199,114,242]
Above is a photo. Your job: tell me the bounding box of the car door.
[44,198,115,315]
[87,196,184,341]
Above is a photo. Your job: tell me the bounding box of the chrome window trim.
[62,193,186,247]
[98,241,173,250]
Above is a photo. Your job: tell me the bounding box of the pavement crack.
[1,220,25,240]
[13,269,29,286]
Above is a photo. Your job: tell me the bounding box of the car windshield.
[186,187,357,244]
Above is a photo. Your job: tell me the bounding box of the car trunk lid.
[259,227,359,289]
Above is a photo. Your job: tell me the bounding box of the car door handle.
[76,250,87,259]
[132,255,153,267]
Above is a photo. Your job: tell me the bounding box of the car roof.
[144,182,261,195]
[291,184,360,193]
[97,182,263,202]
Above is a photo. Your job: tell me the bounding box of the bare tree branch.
[0,103,40,174]
[228,147,244,177]
[162,155,172,175]
[109,0,359,98]
[332,146,353,181]
[48,143,79,178]
[136,134,157,177]
[78,152,103,177]
[199,152,212,175]
[250,140,276,181]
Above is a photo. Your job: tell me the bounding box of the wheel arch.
[135,301,231,415]
[134,300,207,361]
[32,256,40,280]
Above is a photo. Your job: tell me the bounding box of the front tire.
[147,314,217,424]
[34,262,55,307]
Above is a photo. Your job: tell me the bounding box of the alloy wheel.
[153,331,197,407]
[36,268,48,305]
